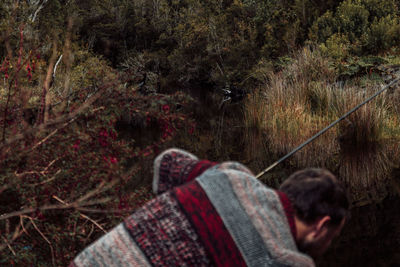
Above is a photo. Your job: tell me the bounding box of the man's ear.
[313,216,331,237]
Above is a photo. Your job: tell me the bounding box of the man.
[71,148,349,267]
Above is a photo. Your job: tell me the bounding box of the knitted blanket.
[71,148,315,267]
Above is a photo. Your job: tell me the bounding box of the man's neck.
[294,216,312,243]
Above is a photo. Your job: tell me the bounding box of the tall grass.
[335,87,394,205]
[245,47,400,205]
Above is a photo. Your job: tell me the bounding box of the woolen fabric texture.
[71,148,315,267]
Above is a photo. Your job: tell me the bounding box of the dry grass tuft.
[335,87,394,204]
[245,47,400,205]
[243,89,268,163]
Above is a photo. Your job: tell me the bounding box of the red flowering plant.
[0,42,195,267]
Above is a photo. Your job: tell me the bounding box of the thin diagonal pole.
[256,77,400,179]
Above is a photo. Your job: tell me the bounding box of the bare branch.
[15,158,60,179]
[27,216,56,266]
[76,179,118,203]
[53,196,107,233]
[80,214,107,233]
[75,207,127,214]
[28,217,51,245]
[1,234,16,255]
[31,169,61,186]
[0,217,32,253]
[0,73,121,153]
[30,117,75,151]
[0,187,114,220]
[53,55,63,79]
[0,196,113,221]
[30,0,49,23]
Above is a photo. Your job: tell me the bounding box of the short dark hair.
[279,168,349,225]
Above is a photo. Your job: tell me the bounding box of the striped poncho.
[71,148,315,267]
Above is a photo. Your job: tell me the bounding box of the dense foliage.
[1,0,400,265]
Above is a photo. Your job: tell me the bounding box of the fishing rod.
[256,76,400,179]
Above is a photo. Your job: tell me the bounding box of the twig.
[83,224,95,243]
[30,116,76,151]
[75,207,126,214]
[27,216,50,244]
[75,181,106,203]
[53,55,63,79]
[0,197,112,221]
[53,196,106,233]
[15,158,59,177]
[1,234,16,256]
[20,215,31,236]
[0,75,121,151]
[0,220,30,253]
[27,216,56,266]
[42,158,58,172]
[30,0,49,23]
[76,179,117,203]
[80,214,106,233]
[31,169,61,186]
[31,128,60,150]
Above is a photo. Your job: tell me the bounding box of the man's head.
[279,168,349,258]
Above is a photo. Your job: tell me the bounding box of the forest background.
[1,0,400,266]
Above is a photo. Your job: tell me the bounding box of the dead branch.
[27,216,56,266]
[28,216,51,244]
[20,215,31,236]
[76,179,118,203]
[53,196,107,233]
[30,116,75,151]
[83,224,95,243]
[0,178,116,221]
[1,234,16,256]
[31,169,61,186]
[80,214,106,233]
[53,55,63,79]
[0,73,122,153]
[16,107,104,160]
[30,0,49,23]
[15,158,59,177]
[0,217,32,253]
[75,207,127,214]
[0,197,112,221]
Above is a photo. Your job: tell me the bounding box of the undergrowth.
[0,30,195,266]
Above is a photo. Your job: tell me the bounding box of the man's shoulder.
[197,161,271,193]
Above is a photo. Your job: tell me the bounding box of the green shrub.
[364,15,400,52]
[336,0,370,43]
[310,0,400,57]
[320,33,351,61]
[309,11,338,43]
[362,0,398,21]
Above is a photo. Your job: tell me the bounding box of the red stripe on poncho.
[173,180,247,267]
